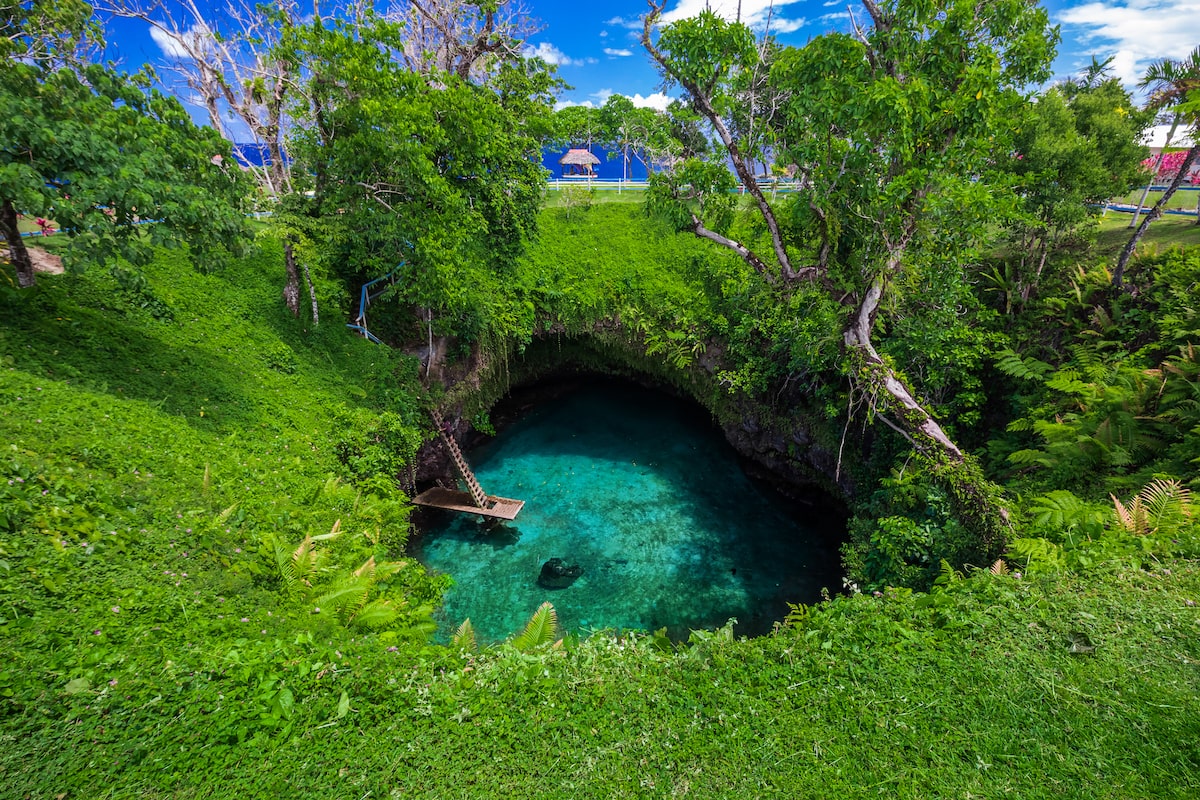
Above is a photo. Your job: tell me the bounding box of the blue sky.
[100,1,1200,117]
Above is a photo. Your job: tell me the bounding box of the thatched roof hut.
[559,148,600,176]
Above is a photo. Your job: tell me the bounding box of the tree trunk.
[1,199,37,288]
[1113,143,1200,288]
[282,241,301,316]
[844,274,1012,557]
[843,276,965,459]
[1129,114,1178,228]
[700,101,798,280]
[302,259,319,325]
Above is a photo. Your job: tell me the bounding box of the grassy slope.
[6,566,1198,799]
[1,219,1199,798]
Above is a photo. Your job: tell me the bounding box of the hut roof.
[559,148,601,166]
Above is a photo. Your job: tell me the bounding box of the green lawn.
[1095,211,1200,258]
[1113,187,1200,212]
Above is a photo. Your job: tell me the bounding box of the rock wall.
[414,324,862,508]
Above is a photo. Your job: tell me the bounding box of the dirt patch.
[29,246,63,274]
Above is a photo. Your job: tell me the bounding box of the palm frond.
[510,602,559,652]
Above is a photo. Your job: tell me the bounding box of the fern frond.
[349,599,399,629]
[990,559,1009,575]
[1030,490,1084,529]
[291,534,320,586]
[1007,449,1053,468]
[995,349,1052,381]
[1045,370,1091,396]
[933,559,961,589]
[353,555,376,580]
[1111,494,1141,534]
[511,602,558,652]
[372,559,404,582]
[273,535,298,591]
[1137,478,1191,534]
[314,577,371,614]
[1007,537,1066,571]
[216,503,240,524]
[1139,478,1191,518]
[451,619,478,652]
[312,518,342,542]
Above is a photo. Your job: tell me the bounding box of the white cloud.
[1058,1,1200,88]
[555,90,676,113]
[662,0,808,32]
[772,17,808,33]
[523,42,596,66]
[605,16,644,29]
[604,47,634,57]
[628,92,674,111]
[818,12,851,23]
[149,23,213,61]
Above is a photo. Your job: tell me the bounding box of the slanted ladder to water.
[412,410,526,521]
[439,426,488,508]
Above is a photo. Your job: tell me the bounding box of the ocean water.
[411,381,843,644]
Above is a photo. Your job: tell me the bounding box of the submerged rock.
[538,558,583,589]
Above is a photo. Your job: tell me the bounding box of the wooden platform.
[411,487,526,520]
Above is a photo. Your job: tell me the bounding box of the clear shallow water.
[412,381,843,643]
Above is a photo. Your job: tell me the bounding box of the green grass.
[3,562,1197,798]
[1114,188,1200,212]
[2,219,1200,797]
[1095,211,1200,258]
[541,186,649,208]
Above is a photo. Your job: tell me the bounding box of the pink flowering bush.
[1141,150,1195,180]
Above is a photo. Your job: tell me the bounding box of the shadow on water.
[411,377,846,644]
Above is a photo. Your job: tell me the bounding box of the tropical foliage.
[3,1,1200,796]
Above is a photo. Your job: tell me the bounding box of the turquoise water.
[411,380,843,643]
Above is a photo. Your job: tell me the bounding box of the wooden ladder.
[432,411,489,509]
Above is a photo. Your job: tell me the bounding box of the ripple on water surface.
[412,381,843,643]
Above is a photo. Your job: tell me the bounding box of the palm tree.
[1114,47,1200,288]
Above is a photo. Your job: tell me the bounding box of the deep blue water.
[542,145,654,181]
[411,381,843,643]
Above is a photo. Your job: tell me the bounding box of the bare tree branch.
[642,0,802,283]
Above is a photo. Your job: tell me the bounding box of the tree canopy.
[282,12,556,338]
[1,20,249,289]
[643,0,1060,557]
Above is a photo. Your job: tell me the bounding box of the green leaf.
[510,602,558,652]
